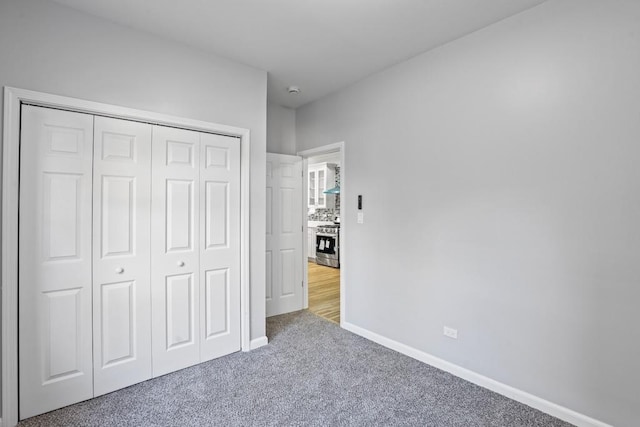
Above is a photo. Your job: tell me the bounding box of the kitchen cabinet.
[308,227,317,260]
[308,162,336,209]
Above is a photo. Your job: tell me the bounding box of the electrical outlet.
[443,326,458,339]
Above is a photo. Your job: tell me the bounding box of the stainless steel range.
[316,224,340,268]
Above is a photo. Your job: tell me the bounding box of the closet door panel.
[19,106,94,419]
[199,133,241,361]
[152,125,201,377]
[92,116,152,396]
[166,179,195,251]
[166,273,196,348]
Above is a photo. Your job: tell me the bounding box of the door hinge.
[302,281,304,288]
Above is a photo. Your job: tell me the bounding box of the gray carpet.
[20,310,573,426]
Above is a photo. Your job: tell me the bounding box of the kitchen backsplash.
[308,208,340,221]
[309,165,340,221]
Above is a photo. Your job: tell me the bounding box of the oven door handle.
[317,232,338,237]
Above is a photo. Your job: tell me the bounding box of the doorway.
[299,143,345,325]
[307,261,340,323]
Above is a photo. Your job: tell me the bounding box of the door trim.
[297,142,345,326]
[2,86,252,427]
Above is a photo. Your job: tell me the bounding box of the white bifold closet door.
[19,105,241,419]
[19,108,154,417]
[92,116,153,396]
[198,132,241,361]
[19,106,94,419]
[151,126,201,375]
[151,126,241,377]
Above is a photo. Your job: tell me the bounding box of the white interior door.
[92,116,153,396]
[19,106,94,419]
[199,133,241,361]
[266,153,304,317]
[151,125,201,376]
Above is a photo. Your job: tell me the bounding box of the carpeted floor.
[19,310,573,426]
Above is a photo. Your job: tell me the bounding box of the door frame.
[297,142,345,325]
[2,86,252,427]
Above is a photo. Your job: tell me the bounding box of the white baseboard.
[342,321,611,427]
[249,336,268,350]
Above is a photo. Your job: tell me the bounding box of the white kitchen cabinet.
[308,227,317,260]
[308,162,336,209]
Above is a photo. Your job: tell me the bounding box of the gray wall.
[0,0,267,415]
[296,1,640,425]
[267,102,296,155]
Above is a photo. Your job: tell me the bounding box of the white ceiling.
[51,0,548,109]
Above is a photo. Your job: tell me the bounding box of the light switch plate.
[357,212,364,224]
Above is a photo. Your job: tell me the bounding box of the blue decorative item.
[323,185,340,195]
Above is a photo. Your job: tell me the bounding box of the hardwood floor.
[308,261,340,324]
